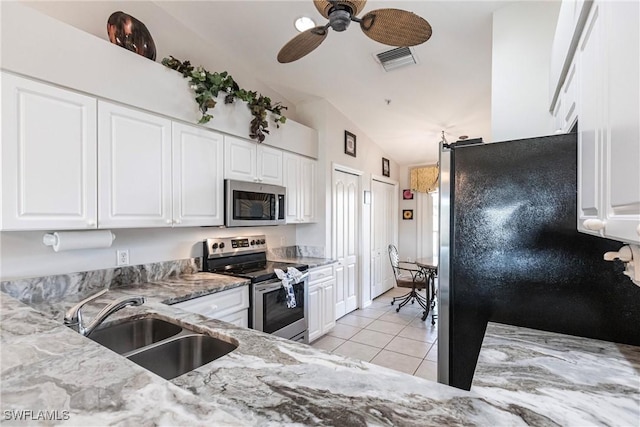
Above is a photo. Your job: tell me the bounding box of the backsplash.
[268,245,326,258]
[0,258,201,304]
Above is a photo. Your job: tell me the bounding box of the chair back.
[388,244,401,280]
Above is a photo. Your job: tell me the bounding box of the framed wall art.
[344,131,356,157]
[382,157,390,177]
[402,189,414,200]
[403,209,414,220]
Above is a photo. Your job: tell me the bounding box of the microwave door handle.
[258,284,282,293]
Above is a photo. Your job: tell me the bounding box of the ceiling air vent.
[375,47,418,72]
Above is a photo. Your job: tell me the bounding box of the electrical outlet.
[117,249,129,266]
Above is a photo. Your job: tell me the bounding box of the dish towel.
[274,267,308,308]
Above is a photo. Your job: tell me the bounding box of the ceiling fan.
[277,0,433,63]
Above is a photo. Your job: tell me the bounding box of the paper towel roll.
[42,230,115,252]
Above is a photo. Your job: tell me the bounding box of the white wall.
[18,0,298,121]
[0,226,296,280]
[491,1,561,142]
[398,165,418,261]
[295,99,399,305]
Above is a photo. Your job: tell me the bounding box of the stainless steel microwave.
[224,180,286,227]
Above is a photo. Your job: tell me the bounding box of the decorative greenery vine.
[162,56,287,143]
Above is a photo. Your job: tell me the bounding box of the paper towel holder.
[43,231,116,251]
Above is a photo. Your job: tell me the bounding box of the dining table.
[415,257,438,323]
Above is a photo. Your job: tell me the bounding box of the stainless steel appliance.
[203,234,309,343]
[224,180,286,227]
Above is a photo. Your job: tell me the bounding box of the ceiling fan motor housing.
[329,9,352,32]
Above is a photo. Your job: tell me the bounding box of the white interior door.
[333,169,359,319]
[371,179,397,299]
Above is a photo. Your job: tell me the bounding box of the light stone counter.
[2,272,639,426]
[472,322,640,426]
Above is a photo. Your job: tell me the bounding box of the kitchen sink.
[127,334,237,380]
[87,316,237,380]
[88,317,182,354]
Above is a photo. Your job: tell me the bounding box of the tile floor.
[311,286,438,381]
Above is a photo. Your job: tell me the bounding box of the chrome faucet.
[63,289,145,337]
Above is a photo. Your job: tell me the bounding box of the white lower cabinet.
[172,286,250,328]
[1,72,98,231]
[308,265,336,343]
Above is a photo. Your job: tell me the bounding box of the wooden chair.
[388,245,428,315]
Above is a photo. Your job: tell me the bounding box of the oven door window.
[233,191,275,220]
[262,283,305,334]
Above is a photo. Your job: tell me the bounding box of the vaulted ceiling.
[22,1,520,166]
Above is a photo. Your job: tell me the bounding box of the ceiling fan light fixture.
[294,16,316,32]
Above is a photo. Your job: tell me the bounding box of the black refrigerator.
[437,133,640,390]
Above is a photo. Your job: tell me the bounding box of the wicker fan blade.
[360,8,432,47]
[277,26,328,63]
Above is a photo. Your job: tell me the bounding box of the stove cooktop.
[209,260,308,283]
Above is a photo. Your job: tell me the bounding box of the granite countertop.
[2,273,639,426]
[472,323,640,426]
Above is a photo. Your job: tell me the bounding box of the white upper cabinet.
[601,0,640,244]
[282,152,316,224]
[577,2,605,236]
[577,1,640,244]
[98,101,172,228]
[1,72,97,230]
[172,122,224,227]
[224,136,283,185]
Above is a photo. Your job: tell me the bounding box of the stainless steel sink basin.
[127,334,237,380]
[88,317,182,354]
[87,316,238,380]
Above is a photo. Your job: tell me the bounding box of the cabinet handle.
[636,224,640,236]
[583,219,605,231]
[87,220,96,227]
[209,304,218,312]
[166,219,173,225]
[175,219,182,224]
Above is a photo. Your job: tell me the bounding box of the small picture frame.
[344,131,356,157]
[402,189,414,200]
[382,157,390,177]
[403,209,414,220]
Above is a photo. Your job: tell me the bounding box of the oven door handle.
[256,283,283,293]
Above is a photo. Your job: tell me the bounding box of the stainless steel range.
[203,235,309,343]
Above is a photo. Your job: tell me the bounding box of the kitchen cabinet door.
[257,144,283,186]
[576,1,640,244]
[283,152,316,224]
[224,136,256,183]
[98,101,172,228]
[601,0,640,244]
[321,279,336,333]
[307,284,322,342]
[172,123,224,227]
[1,72,97,230]
[224,136,283,185]
[577,2,605,236]
[300,157,316,222]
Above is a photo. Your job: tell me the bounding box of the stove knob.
[212,243,218,250]
[219,242,225,249]
[250,240,256,246]
[260,239,266,244]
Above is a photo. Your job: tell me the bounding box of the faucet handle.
[64,288,109,323]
